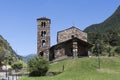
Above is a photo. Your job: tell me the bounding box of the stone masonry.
[37,17,92,61]
[57,26,87,43]
[37,17,51,58]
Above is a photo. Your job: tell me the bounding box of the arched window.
[41,31,46,37]
[41,31,44,37]
[41,22,43,27]
[41,22,46,27]
[42,40,46,47]
[43,31,46,37]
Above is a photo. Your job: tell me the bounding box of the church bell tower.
[37,17,51,58]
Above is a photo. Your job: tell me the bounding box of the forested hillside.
[0,35,21,66]
[84,6,120,33]
[84,6,120,56]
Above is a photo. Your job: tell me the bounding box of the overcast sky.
[0,0,119,56]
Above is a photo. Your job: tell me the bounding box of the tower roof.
[37,17,51,24]
[37,17,51,21]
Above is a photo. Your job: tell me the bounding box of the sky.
[0,0,120,56]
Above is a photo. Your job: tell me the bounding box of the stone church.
[37,17,92,61]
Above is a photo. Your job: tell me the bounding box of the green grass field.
[20,57,120,80]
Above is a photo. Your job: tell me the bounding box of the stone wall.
[37,17,51,56]
[57,27,87,43]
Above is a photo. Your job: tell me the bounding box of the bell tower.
[37,17,51,57]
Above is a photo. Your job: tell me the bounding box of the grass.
[0,75,2,78]
[20,57,120,80]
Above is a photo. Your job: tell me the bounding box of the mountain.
[22,54,36,62]
[83,6,120,56]
[84,6,120,33]
[0,35,21,65]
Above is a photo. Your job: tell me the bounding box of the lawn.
[20,57,120,80]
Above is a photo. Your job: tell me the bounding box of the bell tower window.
[41,22,46,28]
[41,31,46,37]
[42,40,46,47]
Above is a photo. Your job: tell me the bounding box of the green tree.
[105,29,118,56]
[106,29,118,46]
[11,61,23,70]
[28,56,49,76]
[92,39,103,56]
[115,47,120,55]
[0,53,5,66]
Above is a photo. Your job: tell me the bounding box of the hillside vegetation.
[20,57,120,80]
[84,6,120,56]
[84,6,120,33]
[0,35,21,66]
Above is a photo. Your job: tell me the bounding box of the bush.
[28,56,49,76]
[115,47,120,55]
[11,61,23,70]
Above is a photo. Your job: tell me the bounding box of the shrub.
[115,47,120,55]
[11,61,23,70]
[28,56,49,76]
